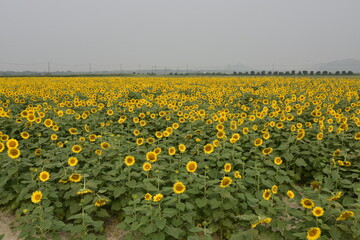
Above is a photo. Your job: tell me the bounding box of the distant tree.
[245,72,249,75]
[285,71,290,75]
[310,71,314,75]
[316,71,321,75]
[250,71,255,75]
[268,71,272,75]
[297,71,302,75]
[238,72,243,75]
[274,71,278,75]
[348,71,354,75]
[291,70,296,75]
[335,71,340,75]
[322,71,328,75]
[261,71,266,75]
[279,72,284,75]
[233,71,237,75]
[341,71,347,75]
[302,70,308,75]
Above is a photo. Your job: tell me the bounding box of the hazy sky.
[1,0,360,71]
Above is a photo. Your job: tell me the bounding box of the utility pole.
[89,64,92,74]
[164,65,167,75]
[155,65,157,75]
[48,62,50,74]
[228,64,231,74]
[120,64,122,74]
[139,64,141,74]
[186,64,188,74]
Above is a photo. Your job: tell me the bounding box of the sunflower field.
[0,76,359,240]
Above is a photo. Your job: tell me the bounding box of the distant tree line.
[232,70,354,76]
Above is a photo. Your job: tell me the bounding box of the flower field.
[0,76,359,240]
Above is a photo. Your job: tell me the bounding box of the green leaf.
[155,218,167,230]
[209,199,222,209]
[151,232,165,240]
[195,198,207,208]
[165,225,183,239]
[142,223,157,235]
[176,202,185,211]
[295,158,307,167]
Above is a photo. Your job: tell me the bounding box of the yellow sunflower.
[146,151,157,162]
[168,147,176,155]
[144,193,152,201]
[173,181,186,194]
[20,132,30,139]
[68,157,78,167]
[143,162,152,171]
[71,145,82,153]
[220,176,232,188]
[312,207,324,217]
[234,171,242,178]
[153,193,163,202]
[178,144,186,153]
[186,161,197,173]
[274,157,282,165]
[301,198,315,209]
[69,173,82,183]
[6,139,19,149]
[336,210,354,221]
[203,144,214,154]
[263,189,271,200]
[31,190,43,204]
[254,138,263,146]
[306,227,321,240]
[287,190,295,199]
[124,156,135,166]
[8,148,21,159]
[224,163,232,172]
[39,171,50,182]
[100,142,110,149]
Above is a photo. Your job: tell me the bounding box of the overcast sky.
[1,0,360,71]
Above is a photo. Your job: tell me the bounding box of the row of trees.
[233,70,354,76]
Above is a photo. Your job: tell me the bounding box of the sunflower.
[232,133,240,140]
[173,182,186,194]
[95,150,102,155]
[271,185,278,194]
[68,157,78,166]
[43,119,53,127]
[254,138,263,146]
[77,189,93,195]
[224,163,232,172]
[125,156,135,166]
[336,210,354,221]
[94,199,108,207]
[69,173,82,183]
[31,191,43,204]
[143,162,152,171]
[100,142,110,149]
[274,157,282,165]
[203,144,214,154]
[136,138,144,146]
[213,140,219,147]
[155,131,163,138]
[354,132,360,140]
[154,147,162,155]
[89,134,96,142]
[306,227,321,240]
[301,198,315,209]
[178,144,186,153]
[8,148,21,159]
[20,132,30,139]
[312,207,324,217]
[39,171,50,182]
[146,137,155,144]
[263,189,271,200]
[186,161,197,173]
[168,147,176,155]
[146,151,157,162]
[6,139,19,149]
[144,193,152,201]
[287,190,295,198]
[0,142,4,152]
[51,134,58,140]
[333,149,340,156]
[220,176,232,188]
[262,148,273,155]
[71,145,82,153]
[153,193,163,202]
[328,191,342,201]
[234,171,242,178]
[69,128,77,135]
[316,132,323,140]
[297,129,305,140]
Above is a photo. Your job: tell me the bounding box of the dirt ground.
[0,210,126,240]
